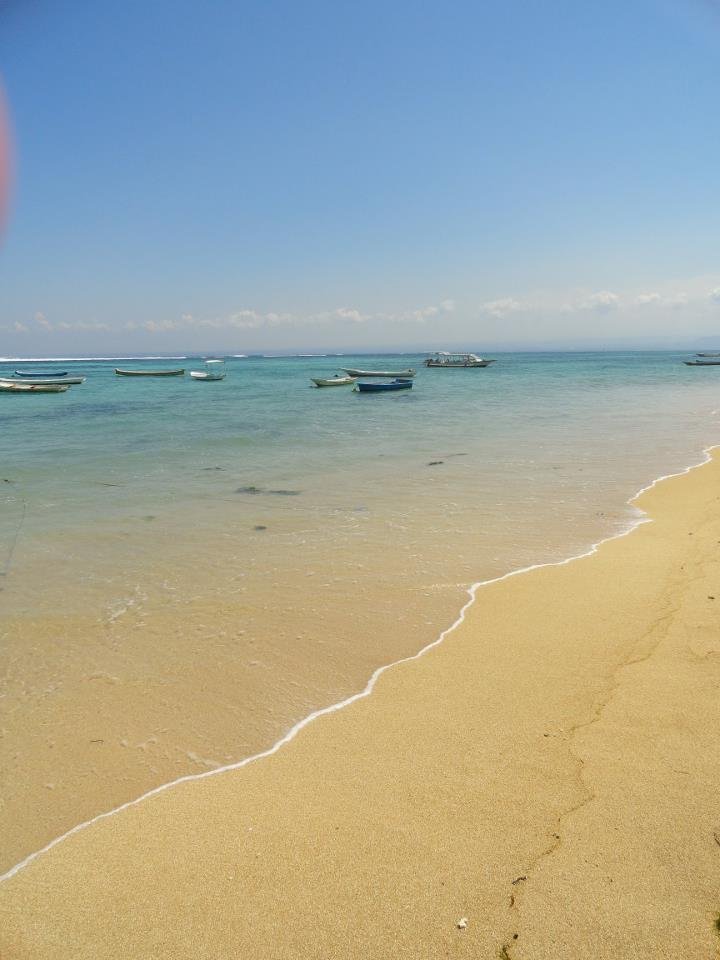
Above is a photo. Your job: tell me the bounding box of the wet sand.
[0,558,466,873]
[1,451,720,958]
[1,477,621,873]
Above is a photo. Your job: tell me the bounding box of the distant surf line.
[0,356,189,362]
[0,444,717,885]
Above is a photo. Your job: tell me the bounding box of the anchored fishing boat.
[342,367,416,378]
[115,368,185,376]
[190,360,226,381]
[15,369,68,377]
[684,359,720,366]
[425,352,495,367]
[311,374,357,387]
[0,381,70,393]
[0,376,85,386]
[355,378,413,393]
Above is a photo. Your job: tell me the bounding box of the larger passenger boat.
[425,352,495,367]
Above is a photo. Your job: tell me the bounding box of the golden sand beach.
[1,451,720,959]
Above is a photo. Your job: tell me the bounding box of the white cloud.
[56,320,110,332]
[162,300,457,333]
[225,310,265,329]
[709,288,720,303]
[391,304,442,323]
[574,290,620,313]
[632,291,691,309]
[478,297,523,319]
[5,298,458,340]
[4,317,110,334]
[143,319,175,332]
[332,308,367,324]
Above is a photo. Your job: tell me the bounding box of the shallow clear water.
[1,351,718,617]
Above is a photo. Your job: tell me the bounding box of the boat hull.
[0,376,85,386]
[355,379,413,392]
[0,382,69,393]
[311,376,357,387]
[425,359,495,367]
[114,368,185,376]
[342,368,416,378]
[190,372,226,380]
[684,361,720,366]
[15,370,68,377]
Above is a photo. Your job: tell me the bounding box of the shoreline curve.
[1,442,717,885]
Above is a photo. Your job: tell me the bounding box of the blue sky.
[1,0,719,354]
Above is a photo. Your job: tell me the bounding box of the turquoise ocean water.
[2,350,719,621]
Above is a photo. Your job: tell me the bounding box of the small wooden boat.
[0,376,85,386]
[190,360,226,381]
[342,367,416,378]
[425,352,495,367]
[696,353,720,358]
[0,381,70,393]
[15,369,68,377]
[355,378,413,393]
[684,359,720,366]
[311,374,357,387]
[115,368,185,376]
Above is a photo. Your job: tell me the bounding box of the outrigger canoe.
[342,367,416,378]
[15,370,68,377]
[311,375,357,387]
[0,381,70,393]
[0,376,85,386]
[355,378,413,393]
[115,368,185,376]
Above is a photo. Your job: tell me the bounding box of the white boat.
[311,374,357,387]
[425,352,495,368]
[0,376,85,386]
[190,359,226,381]
[0,381,70,393]
[341,367,416,378]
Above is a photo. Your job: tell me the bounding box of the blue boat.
[355,378,413,393]
[15,369,68,377]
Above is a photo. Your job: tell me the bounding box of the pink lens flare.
[0,80,13,240]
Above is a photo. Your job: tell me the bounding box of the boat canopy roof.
[429,351,482,360]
